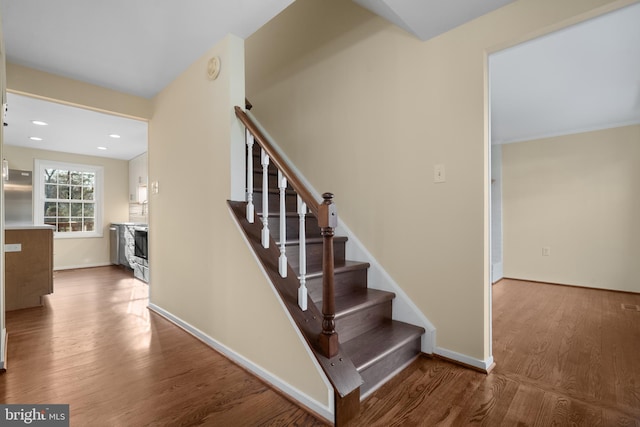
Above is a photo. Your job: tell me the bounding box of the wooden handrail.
[235,106,339,359]
[234,106,320,218]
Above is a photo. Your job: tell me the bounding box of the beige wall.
[6,63,152,120]
[502,125,640,293]
[245,0,626,360]
[2,145,129,269]
[148,34,328,408]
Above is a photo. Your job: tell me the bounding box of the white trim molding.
[148,302,333,422]
[54,262,112,271]
[434,347,495,372]
[0,328,7,370]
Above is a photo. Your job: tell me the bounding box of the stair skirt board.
[149,302,334,422]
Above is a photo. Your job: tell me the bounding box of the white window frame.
[34,159,104,239]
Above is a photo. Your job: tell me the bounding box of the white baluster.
[261,149,270,248]
[297,196,307,311]
[246,130,255,223]
[278,170,288,277]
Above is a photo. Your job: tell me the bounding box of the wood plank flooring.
[350,279,640,426]
[2,270,639,426]
[0,267,325,426]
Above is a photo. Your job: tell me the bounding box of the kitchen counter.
[5,223,56,230]
[5,227,54,310]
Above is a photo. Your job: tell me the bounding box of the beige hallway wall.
[502,125,640,293]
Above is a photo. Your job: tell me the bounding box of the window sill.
[54,231,104,239]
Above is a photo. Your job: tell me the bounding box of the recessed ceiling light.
[97,146,108,150]
[109,134,121,139]
[29,136,43,141]
[31,120,48,126]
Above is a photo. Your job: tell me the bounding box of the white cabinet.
[129,152,148,203]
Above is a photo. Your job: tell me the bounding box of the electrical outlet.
[542,247,550,256]
[434,164,446,183]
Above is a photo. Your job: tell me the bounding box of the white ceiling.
[4,93,148,161]
[490,2,640,144]
[0,0,296,99]
[1,1,638,160]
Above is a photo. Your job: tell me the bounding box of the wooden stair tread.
[277,236,348,246]
[258,212,316,218]
[252,168,279,175]
[341,321,425,372]
[253,188,297,196]
[329,289,395,319]
[303,260,370,279]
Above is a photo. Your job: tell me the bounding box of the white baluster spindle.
[261,148,270,248]
[246,130,255,223]
[297,196,308,311]
[278,170,288,277]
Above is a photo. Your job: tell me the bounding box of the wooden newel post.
[318,192,339,359]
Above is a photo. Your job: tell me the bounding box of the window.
[34,160,103,238]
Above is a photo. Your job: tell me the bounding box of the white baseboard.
[0,328,7,370]
[434,346,494,372]
[54,262,112,271]
[148,303,333,422]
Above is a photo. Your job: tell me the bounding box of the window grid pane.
[42,167,98,235]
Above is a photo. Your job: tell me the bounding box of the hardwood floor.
[349,279,640,426]
[2,271,639,426]
[0,267,326,426]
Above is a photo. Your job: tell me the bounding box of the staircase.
[230,106,425,425]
